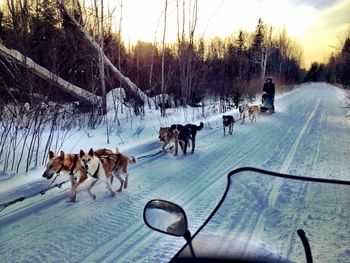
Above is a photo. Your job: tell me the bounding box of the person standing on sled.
[262,77,275,112]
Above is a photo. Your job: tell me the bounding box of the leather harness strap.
[110,154,121,171]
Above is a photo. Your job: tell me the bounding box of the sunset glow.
[115,0,350,68]
[0,0,348,68]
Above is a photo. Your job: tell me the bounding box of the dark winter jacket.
[263,82,275,97]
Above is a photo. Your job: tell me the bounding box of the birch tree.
[57,0,148,105]
[251,19,274,80]
[176,0,198,105]
[93,0,106,113]
[0,41,101,105]
[160,0,168,117]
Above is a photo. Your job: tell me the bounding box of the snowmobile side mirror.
[143,199,191,240]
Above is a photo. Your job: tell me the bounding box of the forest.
[1,1,349,113]
[0,0,308,112]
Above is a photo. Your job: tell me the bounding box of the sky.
[0,0,348,68]
[114,0,350,68]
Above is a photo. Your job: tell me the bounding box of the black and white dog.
[222,115,235,136]
[170,122,204,155]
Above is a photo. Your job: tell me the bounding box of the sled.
[260,93,274,113]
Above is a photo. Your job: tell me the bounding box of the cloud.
[299,0,350,66]
[288,0,343,10]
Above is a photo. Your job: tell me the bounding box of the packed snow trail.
[0,83,349,263]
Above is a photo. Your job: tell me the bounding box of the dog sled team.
[42,78,275,202]
[42,121,205,202]
[43,147,137,202]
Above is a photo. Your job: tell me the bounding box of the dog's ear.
[48,151,54,159]
[115,147,120,154]
[88,148,94,157]
[79,149,85,158]
[59,151,65,160]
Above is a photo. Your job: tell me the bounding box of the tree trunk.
[0,42,102,105]
[94,0,106,114]
[160,0,168,117]
[57,0,148,104]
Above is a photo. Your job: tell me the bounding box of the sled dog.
[159,122,203,155]
[248,105,260,123]
[238,103,250,124]
[172,122,204,155]
[42,149,112,201]
[159,126,178,155]
[42,148,136,201]
[222,115,235,135]
[79,148,137,200]
[159,124,190,156]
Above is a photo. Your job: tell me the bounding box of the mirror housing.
[143,199,189,238]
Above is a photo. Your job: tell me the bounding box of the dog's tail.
[128,156,137,164]
[196,122,204,131]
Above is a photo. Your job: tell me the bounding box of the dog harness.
[89,163,100,179]
[110,154,121,171]
[97,152,121,172]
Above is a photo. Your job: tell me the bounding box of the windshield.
[176,167,350,262]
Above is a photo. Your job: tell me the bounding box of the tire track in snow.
[211,95,318,245]
[242,98,321,257]
[269,98,321,207]
[282,110,326,259]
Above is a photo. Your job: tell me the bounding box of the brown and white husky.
[79,148,137,200]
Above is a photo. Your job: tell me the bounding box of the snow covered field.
[0,83,349,263]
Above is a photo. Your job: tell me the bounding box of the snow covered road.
[0,83,349,262]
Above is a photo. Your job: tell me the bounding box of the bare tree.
[277,27,290,79]
[160,0,168,117]
[117,0,124,114]
[260,25,274,80]
[176,0,198,105]
[251,21,274,81]
[93,0,106,113]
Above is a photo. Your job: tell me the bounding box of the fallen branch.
[0,42,102,105]
[57,0,148,104]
